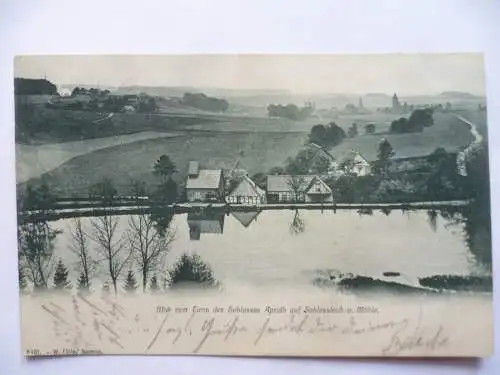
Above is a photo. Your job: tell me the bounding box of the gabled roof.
[267,175,313,192]
[341,150,370,165]
[231,211,260,228]
[267,175,331,193]
[186,169,222,190]
[304,176,332,194]
[227,175,265,197]
[308,143,336,161]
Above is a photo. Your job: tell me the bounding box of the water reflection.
[439,205,492,269]
[380,207,392,216]
[187,211,225,240]
[357,208,373,216]
[22,204,492,292]
[231,211,260,228]
[427,210,438,232]
[150,208,174,237]
[289,209,306,235]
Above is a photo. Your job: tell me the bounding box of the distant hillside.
[58,83,117,93]
[112,86,196,98]
[14,78,57,95]
[439,91,481,99]
[365,93,391,98]
[112,86,291,99]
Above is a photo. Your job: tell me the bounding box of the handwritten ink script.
[22,296,451,357]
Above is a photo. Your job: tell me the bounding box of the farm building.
[186,161,224,202]
[340,151,372,176]
[266,175,333,203]
[226,175,266,205]
[187,211,225,240]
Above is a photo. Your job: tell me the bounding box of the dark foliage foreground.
[168,254,218,288]
[338,276,433,295]
[418,275,492,292]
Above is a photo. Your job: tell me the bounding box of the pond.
[46,208,490,292]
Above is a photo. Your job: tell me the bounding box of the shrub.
[418,275,492,292]
[168,254,217,288]
[338,276,431,295]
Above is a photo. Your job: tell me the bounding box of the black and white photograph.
[14,54,493,357]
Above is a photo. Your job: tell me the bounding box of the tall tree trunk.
[142,268,147,292]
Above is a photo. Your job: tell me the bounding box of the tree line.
[308,122,346,147]
[182,92,229,112]
[267,103,313,121]
[390,108,434,133]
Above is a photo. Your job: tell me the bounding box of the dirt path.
[454,114,484,176]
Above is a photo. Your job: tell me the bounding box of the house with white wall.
[266,175,333,203]
[340,151,372,176]
[186,161,224,202]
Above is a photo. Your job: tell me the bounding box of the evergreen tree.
[53,259,71,291]
[77,271,90,293]
[153,176,178,204]
[377,138,395,174]
[123,270,138,293]
[149,275,160,292]
[153,155,177,185]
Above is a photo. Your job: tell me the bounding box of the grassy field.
[327,112,474,161]
[16,131,182,183]
[453,109,488,139]
[180,112,402,134]
[27,131,307,196]
[18,110,480,198]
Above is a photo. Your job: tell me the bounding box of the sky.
[14,54,486,96]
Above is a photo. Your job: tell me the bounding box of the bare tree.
[90,214,130,294]
[127,213,175,292]
[18,220,59,291]
[128,178,174,292]
[287,176,306,203]
[69,218,96,292]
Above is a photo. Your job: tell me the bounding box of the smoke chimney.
[188,161,199,178]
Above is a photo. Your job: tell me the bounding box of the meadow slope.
[26,131,307,196]
[18,111,479,197]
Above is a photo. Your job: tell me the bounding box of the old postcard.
[15,54,492,357]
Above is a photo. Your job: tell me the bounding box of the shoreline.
[20,199,471,222]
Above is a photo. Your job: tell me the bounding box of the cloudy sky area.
[14,54,485,96]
